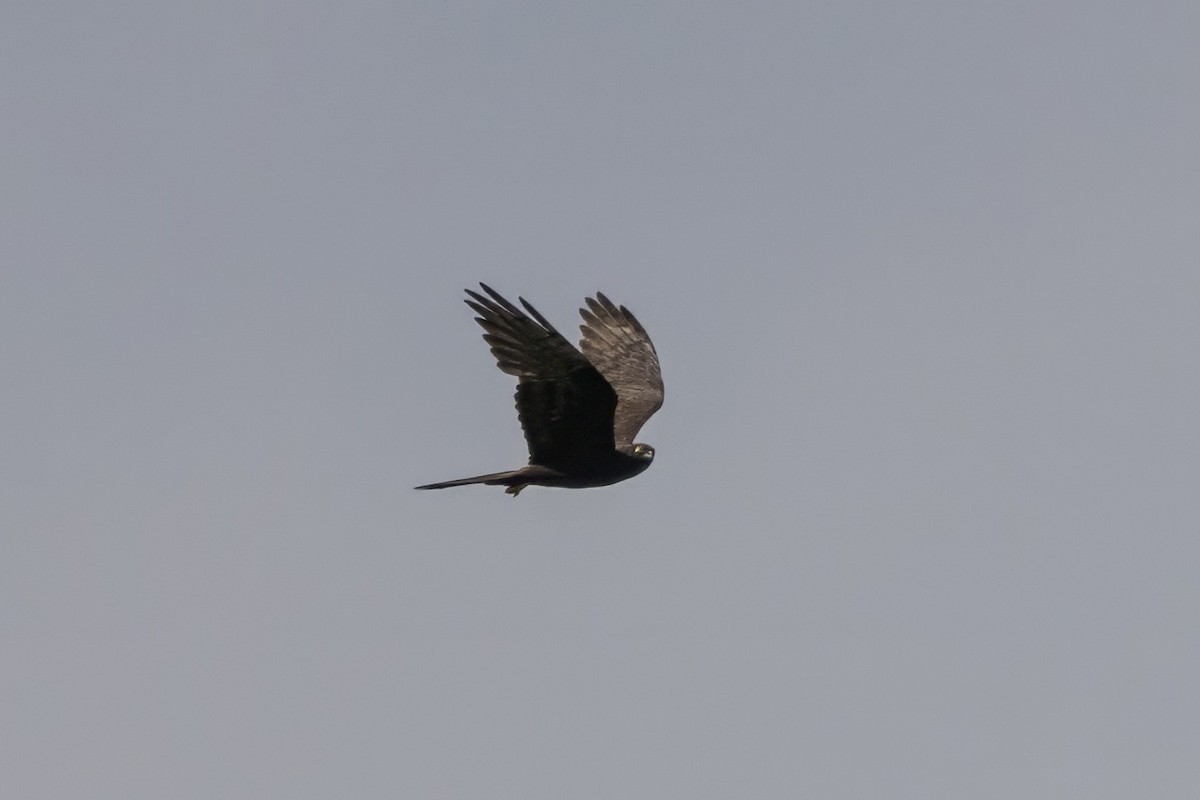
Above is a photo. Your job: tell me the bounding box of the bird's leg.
[506,483,526,497]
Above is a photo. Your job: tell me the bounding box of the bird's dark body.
[415,284,663,496]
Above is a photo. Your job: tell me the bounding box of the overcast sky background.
[4,2,1199,797]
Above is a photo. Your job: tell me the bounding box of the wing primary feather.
[518,297,562,336]
[579,309,620,343]
[477,283,525,317]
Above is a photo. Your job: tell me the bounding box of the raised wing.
[465,284,618,470]
[578,292,664,448]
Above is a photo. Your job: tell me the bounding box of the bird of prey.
[415,283,664,497]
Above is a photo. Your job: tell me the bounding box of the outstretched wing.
[465,284,618,470]
[578,293,664,448]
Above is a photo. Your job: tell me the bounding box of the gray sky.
[4,2,1199,797]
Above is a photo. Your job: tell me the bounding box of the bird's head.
[631,443,655,461]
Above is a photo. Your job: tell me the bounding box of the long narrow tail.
[414,469,529,494]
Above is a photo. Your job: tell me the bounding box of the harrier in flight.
[415,283,664,496]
